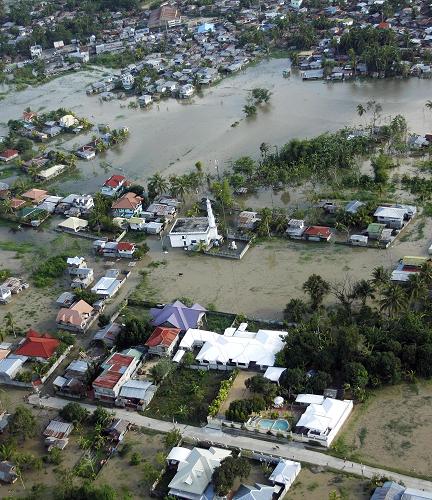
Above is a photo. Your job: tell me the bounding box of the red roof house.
[92,352,139,401]
[101,175,128,197]
[145,327,181,356]
[111,192,143,218]
[117,241,136,258]
[0,149,19,162]
[15,329,60,360]
[304,226,332,242]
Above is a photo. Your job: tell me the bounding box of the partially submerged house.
[168,199,221,249]
[101,174,128,197]
[0,461,18,483]
[111,192,143,218]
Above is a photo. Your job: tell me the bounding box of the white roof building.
[263,367,286,383]
[295,394,325,405]
[295,396,353,447]
[269,459,301,488]
[168,446,232,499]
[0,356,26,381]
[58,217,88,233]
[179,324,287,369]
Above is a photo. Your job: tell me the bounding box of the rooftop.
[170,217,209,234]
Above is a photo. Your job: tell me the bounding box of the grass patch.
[32,254,68,287]
[204,312,235,333]
[0,241,33,255]
[358,427,367,447]
[145,367,230,425]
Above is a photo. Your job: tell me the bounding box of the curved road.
[28,394,432,491]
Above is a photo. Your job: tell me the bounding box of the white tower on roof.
[206,198,216,229]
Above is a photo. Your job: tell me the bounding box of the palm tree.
[4,312,16,338]
[303,274,330,309]
[148,173,168,197]
[426,100,432,111]
[379,283,406,317]
[406,273,427,307]
[259,142,270,159]
[257,208,272,237]
[356,104,366,117]
[371,266,390,291]
[352,280,375,306]
[0,442,15,461]
[0,199,13,216]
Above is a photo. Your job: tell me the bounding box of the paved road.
[29,394,432,491]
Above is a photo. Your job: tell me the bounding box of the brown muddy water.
[1,58,432,194]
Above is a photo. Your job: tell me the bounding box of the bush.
[43,447,62,465]
[208,370,238,417]
[118,442,132,458]
[32,255,67,288]
[129,452,141,465]
[225,396,266,423]
[59,402,89,424]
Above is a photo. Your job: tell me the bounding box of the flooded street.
[1,58,432,193]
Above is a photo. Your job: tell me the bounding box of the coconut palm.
[0,199,13,216]
[406,273,428,307]
[352,279,375,306]
[303,274,330,309]
[371,266,390,291]
[426,100,432,111]
[4,312,16,338]
[356,104,366,117]
[379,283,406,317]
[257,207,272,237]
[148,173,168,197]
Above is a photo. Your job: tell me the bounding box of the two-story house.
[92,351,140,402]
[145,327,181,356]
[112,192,143,218]
[101,175,128,197]
[56,300,95,332]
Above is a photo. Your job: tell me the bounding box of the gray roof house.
[371,481,432,499]
[150,300,206,331]
[0,461,17,483]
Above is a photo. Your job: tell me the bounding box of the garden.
[144,367,231,425]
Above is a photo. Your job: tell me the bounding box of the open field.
[286,466,370,500]
[340,381,432,477]
[95,429,166,500]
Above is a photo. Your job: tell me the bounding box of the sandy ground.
[341,381,432,477]
[219,370,255,417]
[285,467,370,500]
[145,215,432,319]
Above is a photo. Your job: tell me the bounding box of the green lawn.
[144,367,230,425]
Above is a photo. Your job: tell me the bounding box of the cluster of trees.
[228,131,372,190]
[115,316,152,350]
[276,265,432,401]
[147,166,204,201]
[212,456,251,496]
[338,27,404,77]
[243,87,271,117]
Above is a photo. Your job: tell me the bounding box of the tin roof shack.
[286,219,306,239]
[238,211,261,230]
[104,418,129,442]
[43,419,73,450]
[303,225,332,242]
[93,323,122,348]
[117,379,156,409]
[53,359,90,397]
[0,461,18,483]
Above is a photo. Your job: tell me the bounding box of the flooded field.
[1,59,432,194]
[145,215,432,319]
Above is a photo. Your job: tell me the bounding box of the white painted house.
[168,446,232,499]
[169,199,221,249]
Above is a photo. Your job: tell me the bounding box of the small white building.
[294,395,353,447]
[91,277,122,298]
[169,199,221,249]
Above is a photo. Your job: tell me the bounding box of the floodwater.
[1,58,432,193]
